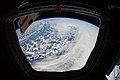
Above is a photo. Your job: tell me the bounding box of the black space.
[0,0,120,80]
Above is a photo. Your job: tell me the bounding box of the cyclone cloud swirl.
[16,17,99,72]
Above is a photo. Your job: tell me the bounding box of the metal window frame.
[2,1,111,80]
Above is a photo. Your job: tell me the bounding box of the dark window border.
[3,1,111,80]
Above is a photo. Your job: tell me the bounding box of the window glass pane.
[16,17,99,72]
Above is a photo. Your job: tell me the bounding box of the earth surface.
[16,17,99,72]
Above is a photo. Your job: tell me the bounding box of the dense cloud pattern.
[16,18,99,72]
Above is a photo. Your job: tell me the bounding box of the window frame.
[3,1,111,79]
